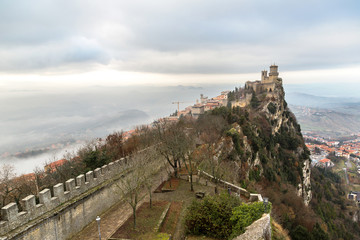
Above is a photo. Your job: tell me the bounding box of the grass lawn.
[110,201,168,240]
[111,178,233,240]
[160,201,183,234]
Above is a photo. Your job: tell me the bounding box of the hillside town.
[304,132,360,205]
[304,132,360,167]
[164,90,230,121]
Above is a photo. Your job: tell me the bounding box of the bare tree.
[136,125,157,149]
[33,166,47,193]
[143,149,162,208]
[114,152,148,229]
[155,121,188,178]
[195,115,229,193]
[163,161,173,188]
[183,151,197,191]
[0,164,17,207]
[181,127,197,192]
[11,174,38,209]
[104,131,124,161]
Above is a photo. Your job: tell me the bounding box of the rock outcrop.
[226,66,312,205]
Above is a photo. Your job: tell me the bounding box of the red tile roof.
[45,159,67,172]
[319,158,331,163]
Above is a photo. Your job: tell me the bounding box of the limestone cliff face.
[227,79,312,205]
[353,210,359,223]
[298,159,312,206]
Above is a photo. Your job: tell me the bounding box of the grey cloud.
[0,0,359,73]
[0,37,110,72]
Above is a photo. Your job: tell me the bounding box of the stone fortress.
[245,64,281,93]
[232,64,282,108]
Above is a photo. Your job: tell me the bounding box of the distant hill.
[286,92,360,109]
[291,105,360,136]
[285,90,360,136]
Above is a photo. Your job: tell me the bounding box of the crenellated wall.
[0,156,155,239]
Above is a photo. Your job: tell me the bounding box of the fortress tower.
[269,64,279,82]
[261,70,269,82]
[246,64,280,94]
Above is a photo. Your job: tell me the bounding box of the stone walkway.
[71,194,150,240]
[70,174,219,240]
[70,169,168,240]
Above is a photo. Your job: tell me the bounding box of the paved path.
[71,194,150,240]
[70,170,168,240]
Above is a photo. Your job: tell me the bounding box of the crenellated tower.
[261,70,269,82]
[268,64,279,82]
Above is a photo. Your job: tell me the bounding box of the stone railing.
[198,170,250,198]
[197,170,266,202]
[0,157,130,236]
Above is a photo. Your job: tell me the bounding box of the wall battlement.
[0,157,129,237]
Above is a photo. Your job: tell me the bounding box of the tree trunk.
[174,166,178,178]
[169,173,172,188]
[190,173,194,192]
[149,191,152,208]
[133,206,136,229]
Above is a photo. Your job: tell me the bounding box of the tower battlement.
[262,64,279,84]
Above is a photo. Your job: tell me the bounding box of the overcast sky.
[1,0,360,86]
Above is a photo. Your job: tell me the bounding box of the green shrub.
[229,201,272,239]
[185,194,272,240]
[249,167,261,181]
[250,93,260,108]
[311,223,329,240]
[267,102,277,114]
[184,194,241,239]
[82,149,111,171]
[227,129,243,156]
[290,225,312,240]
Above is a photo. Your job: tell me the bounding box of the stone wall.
[234,214,271,240]
[0,157,167,240]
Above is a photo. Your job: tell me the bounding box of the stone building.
[191,104,205,118]
[231,65,281,108]
[245,64,281,93]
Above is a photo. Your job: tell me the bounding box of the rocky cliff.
[225,78,312,205]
